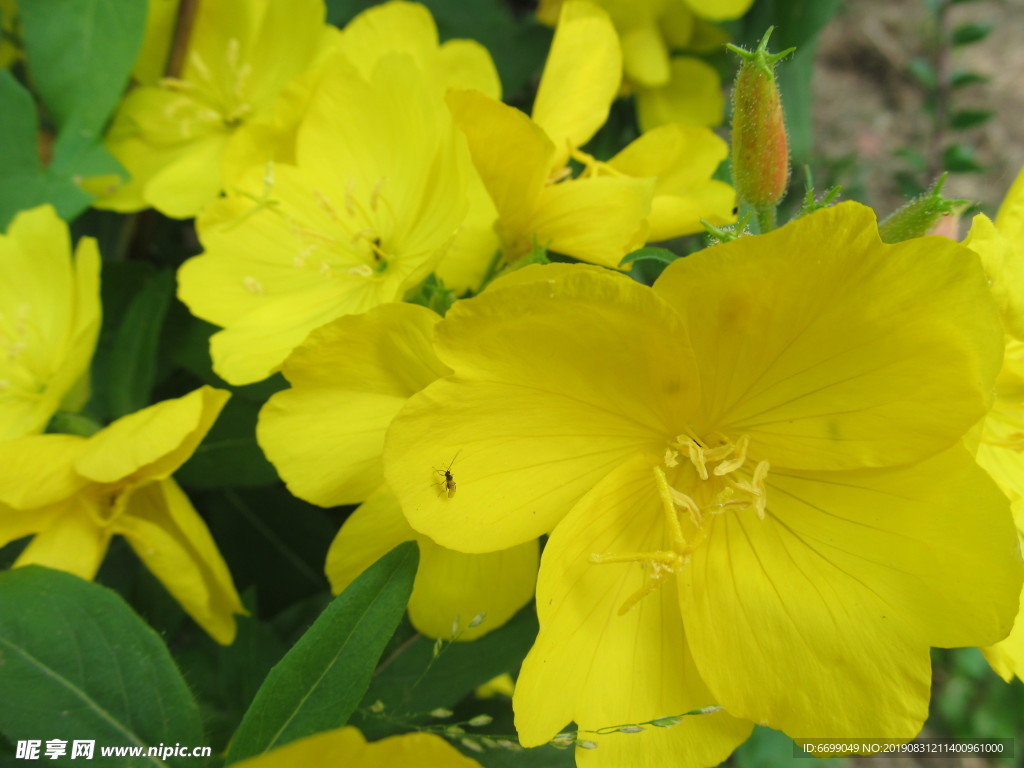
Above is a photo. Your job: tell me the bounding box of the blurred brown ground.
[812,0,1024,224]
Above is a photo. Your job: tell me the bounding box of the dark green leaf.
[224,542,418,763]
[201,486,336,615]
[951,22,993,46]
[107,270,175,418]
[948,108,993,129]
[0,567,202,766]
[942,143,985,173]
[949,70,989,88]
[176,398,279,489]
[619,247,678,267]
[906,57,935,89]
[352,605,539,740]
[19,0,146,133]
[893,147,927,174]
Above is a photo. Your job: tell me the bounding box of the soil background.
[812,0,1024,227]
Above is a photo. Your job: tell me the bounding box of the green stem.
[753,203,777,233]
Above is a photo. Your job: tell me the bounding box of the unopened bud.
[728,29,794,209]
[877,174,969,243]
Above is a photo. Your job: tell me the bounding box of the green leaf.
[948,108,993,129]
[942,143,985,173]
[107,270,175,418]
[619,247,678,267]
[950,70,989,88]
[893,147,927,174]
[352,605,539,740]
[951,22,993,46]
[906,57,935,89]
[0,68,123,227]
[176,398,280,489]
[224,542,419,763]
[19,0,146,133]
[199,486,336,616]
[0,567,202,765]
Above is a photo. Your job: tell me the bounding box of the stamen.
[345,177,357,216]
[714,434,749,475]
[369,178,386,211]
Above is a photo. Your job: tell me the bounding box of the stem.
[166,0,200,78]
[753,203,777,233]
[927,0,952,181]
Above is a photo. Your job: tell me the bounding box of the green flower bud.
[728,29,794,211]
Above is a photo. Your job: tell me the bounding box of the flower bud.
[877,174,968,243]
[728,29,793,208]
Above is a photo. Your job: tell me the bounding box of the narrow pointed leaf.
[224,542,418,763]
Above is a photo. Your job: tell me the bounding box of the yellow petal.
[996,163,1024,243]
[646,180,735,240]
[515,457,752,767]
[532,1,621,169]
[438,39,502,99]
[653,202,1004,471]
[297,52,467,243]
[533,175,654,266]
[635,57,724,132]
[964,214,1024,339]
[385,267,699,552]
[325,486,415,596]
[75,386,230,485]
[447,88,555,252]
[326,486,538,641]
[131,0,180,85]
[607,124,733,239]
[683,0,754,21]
[230,726,483,768]
[115,479,244,644]
[14,497,110,580]
[680,446,1022,737]
[337,0,440,80]
[0,435,89,509]
[258,304,447,506]
[620,21,670,87]
[141,133,232,219]
[184,157,443,385]
[0,206,101,438]
[411,527,538,642]
[983,567,1024,682]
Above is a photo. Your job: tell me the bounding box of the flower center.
[230,165,400,295]
[590,432,770,615]
[157,39,256,139]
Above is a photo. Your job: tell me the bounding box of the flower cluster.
[2,1,1022,766]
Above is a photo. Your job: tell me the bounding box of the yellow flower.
[537,0,748,131]
[0,205,100,440]
[330,0,503,295]
[256,303,537,641]
[178,46,473,385]
[450,1,733,267]
[964,166,1024,682]
[95,0,334,218]
[0,386,244,644]
[231,726,483,768]
[384,203,1021,764]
